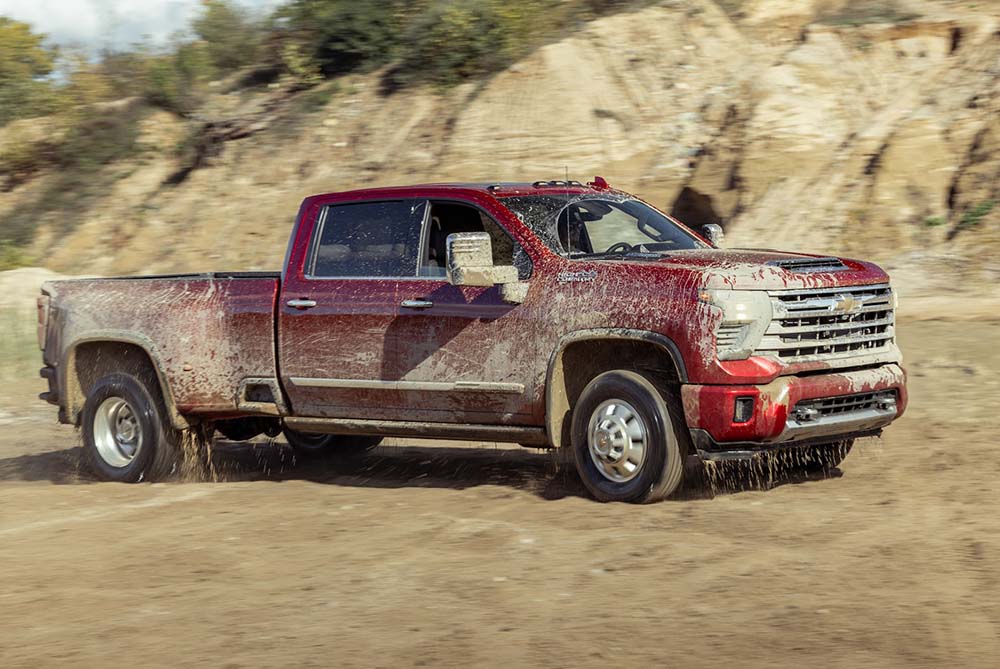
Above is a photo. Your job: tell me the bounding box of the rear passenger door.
[278,199,426,418]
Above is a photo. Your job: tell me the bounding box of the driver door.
[390,200,539,424]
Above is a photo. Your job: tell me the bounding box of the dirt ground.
[0,318,997,668]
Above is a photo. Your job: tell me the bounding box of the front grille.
[758,284,894,363]
[793,390,898,421]
[769,257,848,273]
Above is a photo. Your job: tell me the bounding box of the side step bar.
[284,417,549,446]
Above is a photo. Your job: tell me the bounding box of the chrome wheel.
[587,399,648,483]
[93,397,143,468]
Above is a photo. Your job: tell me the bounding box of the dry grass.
[0,308,37,381]
[816,0,920,26]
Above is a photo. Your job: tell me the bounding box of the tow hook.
[876,396,897,412]
[792,407,820,423]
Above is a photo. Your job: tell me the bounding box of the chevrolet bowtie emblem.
[829,294,859,313]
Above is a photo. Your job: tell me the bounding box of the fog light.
[734,396,754,423]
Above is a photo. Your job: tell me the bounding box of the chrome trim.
[93,397,142,468]
[758,283,896,363]
[400,299,434,309]
[587,398,648,483]
[286,299,317,309]
[767,282,891,297]
[288,377,525,394]
[779,406,897,442]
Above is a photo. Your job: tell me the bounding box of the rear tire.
[571,370,686,503]
[81,373,180,482]
[283,428,382,459]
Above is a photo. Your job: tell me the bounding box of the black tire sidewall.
[572,371,675,503]
[82,373,167,482]
[283,428,382,457]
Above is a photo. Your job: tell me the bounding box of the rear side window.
[308,200,425,278]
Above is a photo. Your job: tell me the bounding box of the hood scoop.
[769,257,847,273]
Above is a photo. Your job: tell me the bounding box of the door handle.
[401,299,434,309]
[287,299,317,310]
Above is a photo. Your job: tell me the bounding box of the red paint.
[43,181,908,450]
[682,364,908,443]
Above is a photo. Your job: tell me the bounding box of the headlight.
[698,290,772,360]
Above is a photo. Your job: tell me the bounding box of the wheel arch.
[63,333,189,430]
[545,329,687,449]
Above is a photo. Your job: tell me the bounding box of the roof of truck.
[313,179,617,200]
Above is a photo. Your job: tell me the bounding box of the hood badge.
[557,270,598,283]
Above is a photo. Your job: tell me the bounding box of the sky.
[0,0,286,53]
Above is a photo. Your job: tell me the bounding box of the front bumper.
[681,363,907,454]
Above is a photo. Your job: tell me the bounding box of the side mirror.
[446,232,527,304]
[701,223,724,247]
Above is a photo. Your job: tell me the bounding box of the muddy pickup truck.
[37,178,907,502]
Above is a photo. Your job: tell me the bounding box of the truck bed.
[42,274,280,423]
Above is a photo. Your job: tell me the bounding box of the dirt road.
[1,319,997,667]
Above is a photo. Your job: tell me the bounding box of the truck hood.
[648,249,891,291]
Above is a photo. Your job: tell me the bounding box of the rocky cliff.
[1,0,997,300]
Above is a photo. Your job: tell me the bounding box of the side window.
[309,200,425,278]
[420,202,531,280]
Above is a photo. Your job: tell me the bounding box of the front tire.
[282,428,382,459]
[81,373,180,482]
[571,370,686,503]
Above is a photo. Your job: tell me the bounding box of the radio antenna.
[564,166,571,253]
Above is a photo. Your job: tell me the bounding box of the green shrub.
[293,82,339,114]
[0,17,60,126]
[144,42,214,114]
[280,0,407,75]
[194,0,262,71]
[0,242,30,271]
[0,132,58,189]
[391,0,542,87]
[924,215,945,227]
[957,200,995,232]
[280,41,323,88]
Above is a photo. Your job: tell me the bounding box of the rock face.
[2,0,997,300]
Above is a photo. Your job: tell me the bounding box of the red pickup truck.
[37,179,906,502]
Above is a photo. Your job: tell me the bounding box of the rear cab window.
[307,200,426,278]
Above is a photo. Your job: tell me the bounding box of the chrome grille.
[792,390,898,421]
[758,284,894,362]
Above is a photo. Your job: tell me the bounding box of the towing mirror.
[701,223,724,247]
[445,232,526,303]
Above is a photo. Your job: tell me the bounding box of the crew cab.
[37,178,907,502]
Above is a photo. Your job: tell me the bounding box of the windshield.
[499,195,707,257]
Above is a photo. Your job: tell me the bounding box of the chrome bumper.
[780,404,897,442]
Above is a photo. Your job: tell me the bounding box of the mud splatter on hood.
[603,249,890,291]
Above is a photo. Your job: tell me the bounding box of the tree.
[193,0,260,72]
[0,17,59,125]
[279,0,407,75]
